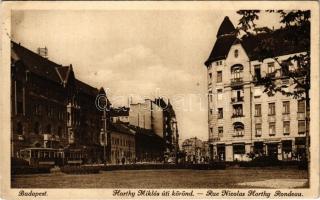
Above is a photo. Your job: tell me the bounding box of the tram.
[19,147,83,166]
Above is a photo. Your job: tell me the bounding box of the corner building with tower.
[205,17,308,162]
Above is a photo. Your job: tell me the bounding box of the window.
[255,104,261,117]
[219,61,222,65]
[267,62,275,75]
[233,144,245,155]
[298,120,305,134]
[58,126,62,137]
[233,104,243,117]
[218,127,223,137]
[34,122,40,135]
[283,101,290,114]
[208,90,213,102]
[218,108,223,119]
[281,64,289,77]
[17,101,23,114]
[254,64,261,80]
[255,123,262,136]
[17,122,23,135]
[46,124,52,134]
[269,122,276,136]
[298,100,305,113]
[217,71,222,83]
[209,127,213,136]
[254,87,262,97]
[210,109,213,115]
[234,49,239,58]
[208,72,212,80]
[268,103,276,116]
[283,121,290,135]
[217,89,223,100]
[232,68,242,79]
[216,61,219,66]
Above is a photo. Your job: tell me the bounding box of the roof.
[110,107,129,117]
[241,27,309,60]
[204,34,237,66]
[56,66,71,83]
[11,41,62,83]
[75,79,99,96]
[205,20,309,67]
[110,123,136,135]
[217,16,236,37]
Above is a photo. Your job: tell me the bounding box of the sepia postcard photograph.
[0,1,319,199]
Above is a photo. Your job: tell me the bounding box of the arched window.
[233,122,244,136]
[231,64,244,81]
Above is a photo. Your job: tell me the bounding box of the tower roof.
[216,16,236,37]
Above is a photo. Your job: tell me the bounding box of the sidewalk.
[237,179,308,188]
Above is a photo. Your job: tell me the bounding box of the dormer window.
[234,49,239,58]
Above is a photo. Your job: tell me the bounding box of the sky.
[11,9,281,142]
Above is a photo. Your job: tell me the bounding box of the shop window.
[282,140,292,160]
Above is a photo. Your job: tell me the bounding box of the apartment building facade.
[205,17,308,162]
[11,41,108,162]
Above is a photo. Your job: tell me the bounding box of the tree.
[236,10,310,172]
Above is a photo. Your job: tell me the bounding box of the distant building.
[108,123,136,164]
[182,137,209,163]
[110,107,130,124]
[128,98,180,161]
[204,16,308,161]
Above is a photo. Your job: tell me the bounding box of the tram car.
[19,147,83,166]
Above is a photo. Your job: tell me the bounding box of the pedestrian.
[121,157,125,165]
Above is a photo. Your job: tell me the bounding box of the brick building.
[205,17,308,161]
[11,41,108,162]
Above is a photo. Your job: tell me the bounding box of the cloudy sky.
[12,9,281,142]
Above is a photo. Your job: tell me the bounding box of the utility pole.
[103,107,106,166]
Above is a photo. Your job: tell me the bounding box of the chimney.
[37,47,48,58]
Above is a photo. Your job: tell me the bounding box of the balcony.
[231,114,244,118]
[230,77,243,87]
[231,96,244,104]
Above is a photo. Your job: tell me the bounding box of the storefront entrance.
[217,144,225,161]
[282,140,292,160]
[267,143,278,160]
